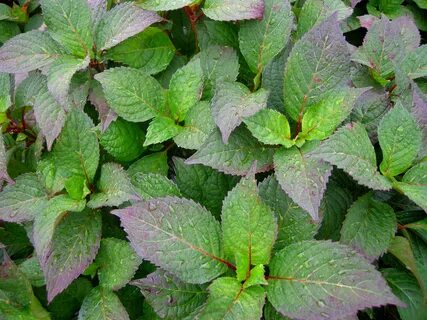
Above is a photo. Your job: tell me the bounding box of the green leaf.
[113,197,228,284]
[222,173,277,276]
[14,72,46,109]
[401,44,427,79]
[262,48,288,112]
[310,122,392,190]
[383,268,427,320]
[198,19,238,50]
[65,175,90,200]
[406,218,427,242]
[267,240,400,320]
[274,142,332,221]
[0,21,20,44]
[340,193,396,260]
[259,175,317,250]
[127,152,168,177]
[350,89,390,141]
[352,16,419,79]
[198,277,265,319]
[95,238,141,290]
[95,2,161,52]
[132,270,208,320]
[186,127,275,176]
[174,101,216,150]
[41,0,93,57]
[95,67,167,122]
[317,181,353,241]
[244,109,292,146]
[0,132,11,184]
[138,0,196,11]
[212,82,268,143]
[301,88,365,141]
[296,0,353,38]
[37,154,65,195]
[203,0,264,21]
[0,30,65,73]
[406,232,427,297]
[33,195,86,270]
[283,14,351,120]
[99,118,145,162]
[44,209,102,302]
[200,45,239,99]
[174,157,239,217]
[131,173,181,200]
[0,73,11,112]
[378,103,422,177]
[238,0,293,74]
[47,55,90,107]
[0,173,48,223]
[144,116,183,147]
[105,27,175,74]
[32,75,67,150]
[52,109,100,183]
[168,57,203,121]
[88,163,139,209]
[18,257,45,288]
[78,287,129,320]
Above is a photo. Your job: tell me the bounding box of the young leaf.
[267,241,400,320]
[200,45,239,99]
[274,142,333,221]
[52,109,100,183]
[105,27,175,74]
[112,197,228,284]
[138,0,196,11]
[310,122,392,190]
[340,193,397,260]
[174,101,216,150]
[131,173,181,200]
[78,287,129,320]
[203,0,265,21]
[45,209,102,302]
[378,103,422,177]
[47,55,90,107]
[132,270,208,319]
[0,30,65,73]
[383,268,427,320]
[401,44,427,79]
[296,0,353,38]
[95,238,141,291]
[397,161,427,212]
[186,127,275,176]
[168,57,203,121]
[174,157,239,217]
[222,172,277,276]
[0,132,12,184]
[33,195,86,267]
[198,277,265,320]
[352,16,419,79]
[99,118,145,162]
[0,73,11,112]
[41,0,93,57]
[412,85,427,158]
[301,88,365,141]
[33,75,67,150]
[283,14,351,120]
[0,173,48,223]
[212,81,268,143]
[259,175,318,250]
[95,67,167,122]
[88,163,140,209]
[95,2,161,51]
[244,109,292,147]
[238,0,293,74]
[144,116,183,147]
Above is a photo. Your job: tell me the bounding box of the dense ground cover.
[0,0,426,319]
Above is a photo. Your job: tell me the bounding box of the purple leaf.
[89,82,117,133]
[203,0,264,21]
